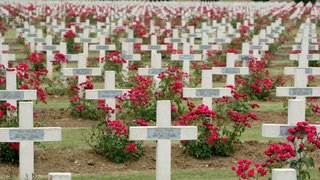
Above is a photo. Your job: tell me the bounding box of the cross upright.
[0,38,15,68]
[192,33,219,60]
[250,35,269,56]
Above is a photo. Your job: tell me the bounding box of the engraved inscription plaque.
[59,29,68,33]
[147,128,181,140]
[98,90,123,98]
[250,45,262,50]
[65,54,72,60]
[188,34,197,38]
[148,68,165,75]
[179,54,194,60]
[305,68,312,74]
[148,45,161,50]
[9,129,44,141]
[27,34,37,38]
[215,39,225,43]
[289,88,312,96]
[34,38,46,43]
[124,55,134,60]
[222,68,240,74]
[238,55,253,61]
[73,69,93,75]
[125,38,138,43]
[80,38,92,43]
[21,28,30,33]
[196,89,220,97]
[0,91,24,99]
[307,54,314,60]
[95,45,108,50]
[199,45,212,50]
[170,39,182,43]
[279,126,295,136]
[43,45,57,51]
[259,39,269,43]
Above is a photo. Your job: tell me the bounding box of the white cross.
[0,102,61,180]
[85,71,127,120]
[171,42,202,82]
[140,34,167,53]
[250,35,269,55]
[181,26,201,46]
[212,53,249,86]
[130,100,197,180]
[1,69,37,108]
[276,69,320,102]
[262,99,320,137]
[237,43,261,67]
[289,37,320,67]
[75,28,99,57]
[183,70,231,110]
[89,34,116,68]
[62,55,102,96]
[120,30,142,79]
[164,29,184,50]
[36,35,62,80]
[193,33,219,60]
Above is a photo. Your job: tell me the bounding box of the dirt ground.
[0,106,319,178]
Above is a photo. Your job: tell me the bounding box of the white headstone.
[85,71,127,120]
[183,70,231,110]
[130,100,197,180]
[0,102,61,180]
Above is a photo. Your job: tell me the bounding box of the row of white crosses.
[0,70,62,180]
[139,34,167,88]
[120,29,142,79]
[287,19,320,77]
[262,69,320,180]
[263,69,320,137]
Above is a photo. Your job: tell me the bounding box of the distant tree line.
[251,0,316,2]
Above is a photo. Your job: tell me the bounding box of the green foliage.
[236,58,285,100]
[86,120,144,163]
[44,81,68,96]
[0,142,19,163]
[294,0,316,3]
[118,67,188,122]
[0,102,19,163]
[181,88,259,158]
